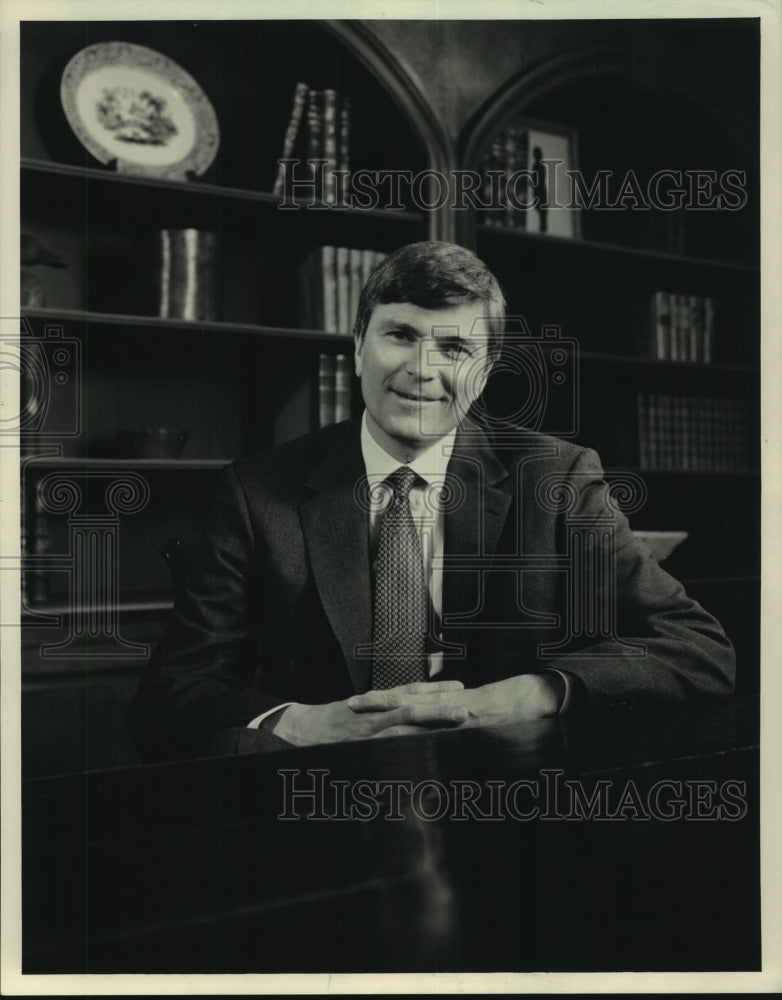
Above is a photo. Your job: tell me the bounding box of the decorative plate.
[60,41,220,180]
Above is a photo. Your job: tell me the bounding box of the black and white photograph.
[1,0,779,992]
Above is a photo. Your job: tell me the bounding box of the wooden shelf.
[22,598,173,620]
[21,158,425,225]
[476,221,759,274]
[607,467,760,478]
[22,307,355,347]
[22,456,230,470]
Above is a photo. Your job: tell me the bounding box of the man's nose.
[406,340,443,379]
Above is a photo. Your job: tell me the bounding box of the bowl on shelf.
[632,530,688,563]
[117,428,189,459]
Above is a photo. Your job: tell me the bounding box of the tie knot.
[388,465,417,501]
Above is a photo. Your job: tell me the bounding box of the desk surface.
[23,696,760,974]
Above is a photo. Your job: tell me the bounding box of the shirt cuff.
[247,703,296,730]
[543,669,573,715]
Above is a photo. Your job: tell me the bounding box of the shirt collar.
[360,411,456,485]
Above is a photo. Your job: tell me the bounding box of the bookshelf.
[459,44,759,689]
[19,15,433,592]
[19,18,446,774]
[19,18,760,775]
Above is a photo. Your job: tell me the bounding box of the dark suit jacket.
[127,418,735,760]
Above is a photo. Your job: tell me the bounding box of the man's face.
[354,301,492,462]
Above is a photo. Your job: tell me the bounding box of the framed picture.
[479,114,580,239]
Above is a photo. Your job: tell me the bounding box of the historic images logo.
[275,162,748,213]
[278,768,748,823]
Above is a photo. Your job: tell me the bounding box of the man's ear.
[354,335,363,377]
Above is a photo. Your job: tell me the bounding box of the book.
[288,87,353,205]
[298,246,338,332]
[306,89,325,201]
[28,490,52,605]
[316,353,352,428]
[688,295,701,363]
[299,246,386,334]
[334,354,352,423]
[659,394,673,468]
[679,296,690,363]
[694,397,704,468]
[318,354,336,427]
[322,90,339,205]
[647,291,722,365]
[649,291,671,360]
[648,393,658,468]
[507,124,529,229]
[336,246,351,335]
[682,396,692,469]
[481,131,506,228]
[669,295,681,362]
[349,249,363,336]
[273,81,309,196]
[338,97,351,206]
[635,393,720,470]
[718,398,729,469]
[704,396,715,470]
[703,297,715,363]
[673,395,683,468]
[637,394,649,468]
[637,394,753,473]
[321,247,338,333]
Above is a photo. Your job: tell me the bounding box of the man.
[128,242,735,760]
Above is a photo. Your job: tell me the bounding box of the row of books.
[644,291,716,363]
[318,353,352,427]
[298,246,387,335]
[636,393,751,471]
[478,124,537,230]
[21,480,52,605]
[272,82,351,205]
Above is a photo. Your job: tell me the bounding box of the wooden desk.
[23,696,759,974]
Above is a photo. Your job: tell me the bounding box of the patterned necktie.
[371,466,428,689]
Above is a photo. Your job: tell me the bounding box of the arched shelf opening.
[24,17,452,233]
[323,20,455,240]
[459,45,758,260]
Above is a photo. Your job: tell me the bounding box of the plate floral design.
[60,42,220,179]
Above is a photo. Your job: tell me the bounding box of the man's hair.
[353,241,506,365]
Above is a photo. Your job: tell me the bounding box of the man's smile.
[390,388,444,403]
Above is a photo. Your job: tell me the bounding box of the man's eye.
[440,341,469,357]
[389,329,414,341]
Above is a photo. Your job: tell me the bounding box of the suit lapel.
[299,422,374,694]
[443,422,512,629]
